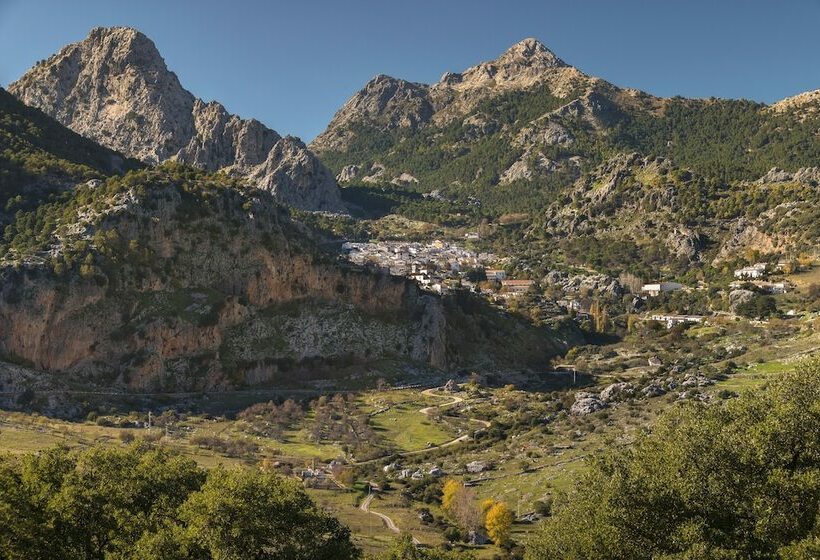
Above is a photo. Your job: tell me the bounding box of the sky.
[1,0,819,142]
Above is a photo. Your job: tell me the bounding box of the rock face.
[8,27,344,212]
[310,38,599,153]
[0,181,441,391]
[570,392,606,415]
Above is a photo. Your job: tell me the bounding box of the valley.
[0,19,819,560]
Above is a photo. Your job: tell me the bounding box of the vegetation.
[526,358,820,560]
[0,444,359,559]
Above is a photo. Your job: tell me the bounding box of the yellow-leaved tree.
[485,501,514,546]
[441,479,462,514]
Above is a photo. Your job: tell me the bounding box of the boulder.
[599,382,633,402]
[571,392,606,415]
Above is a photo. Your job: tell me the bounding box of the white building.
[649,314,705,329]
[734,263,767,279]
[641,282,684,297]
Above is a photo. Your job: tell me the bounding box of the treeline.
[0,444,359,560]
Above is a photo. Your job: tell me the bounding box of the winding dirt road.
[360,493,421,544]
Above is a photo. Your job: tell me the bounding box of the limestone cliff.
[0,168,444,390]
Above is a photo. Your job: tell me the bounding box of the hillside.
[9,27,345,212]
[0,87,138,223]
[310,38,820,271]
[0,95,581,398]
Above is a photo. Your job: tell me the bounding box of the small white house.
[485,269,506,281]
[649,314,705,329]
[642,282,684,297]
[734,263,767,279]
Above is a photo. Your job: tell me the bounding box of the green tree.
[526,358,820,560]
[181,467,359,560]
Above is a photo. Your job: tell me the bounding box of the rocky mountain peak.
[9,27,345,212]
[498,38,567,69]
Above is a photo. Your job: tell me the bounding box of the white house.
[734,263,767,279]
[485,268,506,281]
[642,282,684,297]
[649,314,705,329]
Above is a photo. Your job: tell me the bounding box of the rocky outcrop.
[9,27,344,212]
[0,181,440,390]
[757,167,820,186]
[310,38,599,153]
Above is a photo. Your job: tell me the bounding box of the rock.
[570,392,606,415]
[418,509,434,523]
[390,172,419,186]
[466,460,488,473]
[599,382,633,402]
[666,227,703,261]
[9,27,345,212]
[428,466,444,477]
[468,529,491,546]
[443,379,458,392]
[729,289,756,312]
[361,163,386,184]
[757,167,820,186]
[641,383,666,398]
[682,374,714,388]
[336,165,360,183]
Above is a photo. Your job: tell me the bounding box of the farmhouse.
[734,263,767,279]
[649,314,706,329]
[641,282,684,297]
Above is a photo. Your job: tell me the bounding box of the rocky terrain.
[8,27,345,212]
[0,91,582,394]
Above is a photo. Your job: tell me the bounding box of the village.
[342,240,803,331]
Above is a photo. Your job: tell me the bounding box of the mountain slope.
[0,98,580,392]
[9,27,345,212]
[0,86,138,223]
[312,37,819,200]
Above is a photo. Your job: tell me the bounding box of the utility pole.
[147,411,152,430]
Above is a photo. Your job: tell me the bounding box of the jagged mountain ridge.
[311,37,819,191]
[311,38,615,154]
[8,27,345,212]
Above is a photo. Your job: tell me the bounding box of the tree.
[181,467,359,560]
[525,358,820,560]
[0,445,360,560]
[484,501,514,546]
[441,479,480,532]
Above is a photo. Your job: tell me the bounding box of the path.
[354,386,490,465]
[360,492,421,545]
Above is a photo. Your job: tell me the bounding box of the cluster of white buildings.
[342,240,497,294]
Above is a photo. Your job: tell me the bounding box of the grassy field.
[364,390,456,452]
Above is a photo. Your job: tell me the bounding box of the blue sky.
[1,0,819,141]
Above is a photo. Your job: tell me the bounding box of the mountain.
[0,96,580,398]
[0,86,140,224]
[8,27,345,212]
[311,38,820,268]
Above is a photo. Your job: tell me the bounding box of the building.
[641,282,684,297]
[734,263,767,279]
[729,280,788,294]
[501,279,534,294]
[649,314,705,329]
[485,268,506,281]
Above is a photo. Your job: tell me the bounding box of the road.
[353,386,491,465]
